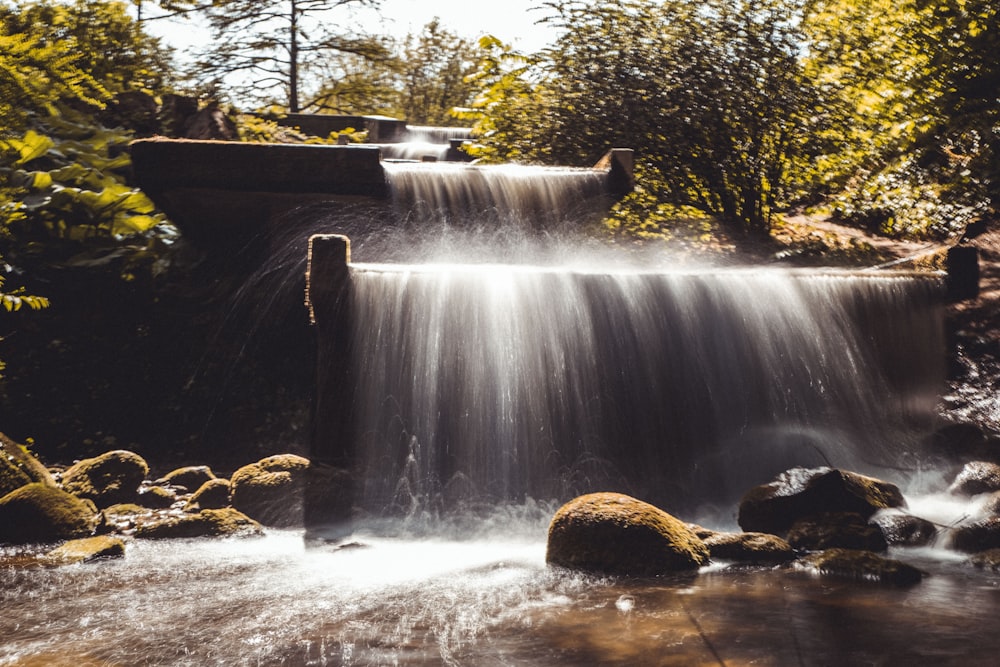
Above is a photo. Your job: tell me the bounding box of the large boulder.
[796,548,924,586]
[738,467,906,535]
[230,454,309,527]
[134,508,262,539]
[948,461,1000,496]
[61,450,149,508]
[546,492,709,576]
[0,483,96,544]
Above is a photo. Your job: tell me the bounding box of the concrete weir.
[129,138,635,250]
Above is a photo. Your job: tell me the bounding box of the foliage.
[192,0,389,112]
[463,0,814,237]
[391,19,478,126]
[454,35,546,163]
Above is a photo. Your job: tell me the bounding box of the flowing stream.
[3,158,995,666]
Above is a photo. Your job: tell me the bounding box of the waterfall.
[333,263,943,513]
[382,162,610,229]
[308,158,944,517]
[402,125,473,143]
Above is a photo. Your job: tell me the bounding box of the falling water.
[345,263,944,513]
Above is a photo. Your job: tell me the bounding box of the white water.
[340,263,943,513]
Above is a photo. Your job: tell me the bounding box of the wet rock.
[184,478,231,511]
[968,548,1000,570]
[1,432,55,495]
[948,461,1000,496]
[134,507,262,539]
[546,492,709,576]
[100,503,153,533]
[136,485,177,509]
[160,465,216,492]
[797,548,924,586]
[951,517,1000,552]
[230,454,309,527]
[979,491,1000,516]
[61,450,149,508]
[787,512,888,552]
[0,450,32,497]
[686,523,720,541]
[702,531,796,564]
[869,510,938,547]
[0,483,96,544]
[41,535,126,566]
[737,467,906,535]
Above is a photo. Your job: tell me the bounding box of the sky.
[145,0,561,55]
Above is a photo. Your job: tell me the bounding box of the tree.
[193,0,388,112]
[394,19,478,126]
[466,0,814,236]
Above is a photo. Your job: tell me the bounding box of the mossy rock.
[41,535,126,566]
[134,507,262,539]
[230,454,309,527]
[797,548,924,586]
[738,467,906,535]
[0,432,55,496]
[787,512,888,552]
[948,461,1000,496]
[546,492,709,576]
[702,531,796,564]
[136,485,177,509]
[100,503,153,533]
[161,465,216,491]
[0,482,96,544]
[951,516,1000,552]
[61,450,149,508]
[184,478,231,512]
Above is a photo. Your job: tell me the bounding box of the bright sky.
[145,0,560,55]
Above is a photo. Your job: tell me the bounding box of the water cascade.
[308,160,945,520]
[374,125,473,162]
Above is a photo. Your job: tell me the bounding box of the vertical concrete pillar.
[304,234,355,530]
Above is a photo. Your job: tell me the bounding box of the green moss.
[0,454,32,497]
[134,507,262,539]
[0,482,96,544]
[61,450,149,508]
[546,492,709,576]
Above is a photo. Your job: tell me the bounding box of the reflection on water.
[3,507,1000,666]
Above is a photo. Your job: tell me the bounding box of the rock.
[797,548,924,586]
[61,450,149,508]
[41,535,126,566]
[546,492,709,576]
[100,503,153,533]
[951,517,1000,552]
[184,478,231,511]
[980,491,1000,516]
[1,432,55,494]
[738,467,906,535]
[230,454,309,527]
[869,510,938,547]
[134,508,262,539]
[160,465,216,492]
[948,461,1000,496]
[136,485,177,509]
[787,512,888,552]
[0,450,32,497]
[702,531,796,564]
[968,548,1000,570]
[0,483,96,544]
